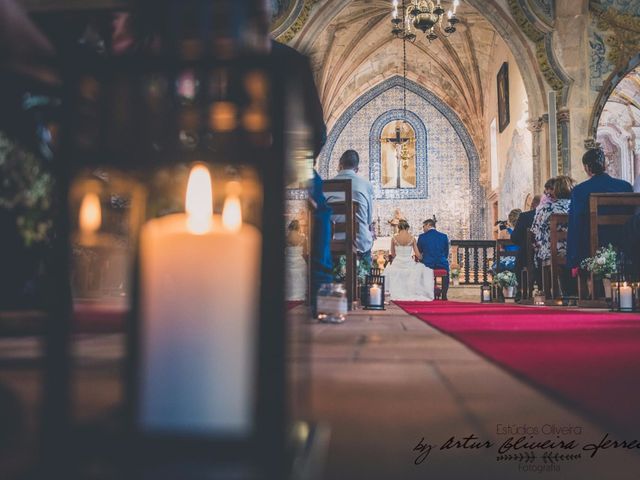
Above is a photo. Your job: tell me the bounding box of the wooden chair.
[323,179,358,309]
[495,239,517,273]
[519,230,536,300]
[578,193,640,305]
[547,213,570,300]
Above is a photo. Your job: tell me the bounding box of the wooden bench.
[323,179,358,309]
[519,230,536,301]
[578,193,640,306]
[541,213,570,301]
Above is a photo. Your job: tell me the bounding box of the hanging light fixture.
[391,0,460,42]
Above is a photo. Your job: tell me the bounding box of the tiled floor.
[290,297,640,480]
[2,291,640,479]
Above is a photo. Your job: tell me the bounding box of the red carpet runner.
[395,300,640,436]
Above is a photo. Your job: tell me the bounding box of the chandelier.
[391,0,460,42]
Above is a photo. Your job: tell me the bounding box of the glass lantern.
[363,274,386,310]
[610,253,639,313]
[480,282,492,303]
[68,170,146,315]
[44,3,289,477]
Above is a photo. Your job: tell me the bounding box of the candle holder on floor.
[363,274,385,310]
[611,253,639,313]
[480,282,492,303]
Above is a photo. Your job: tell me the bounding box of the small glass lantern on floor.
[611,269,639,313]
[480,282,492,303]
[363,274,386,310]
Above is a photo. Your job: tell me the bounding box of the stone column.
[557,107,571,175]
[527,117,544,193]
[631,126,640,179]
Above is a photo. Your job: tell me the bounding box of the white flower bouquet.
[495,270,518,288]
[580,244,617,278]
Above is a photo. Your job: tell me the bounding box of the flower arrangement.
[580,244,617,278]
[450,264,460,278]
[494,270,518,288]
[0,133,54,247]
[333,255,372,283]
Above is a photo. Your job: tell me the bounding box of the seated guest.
[567,148,634,272]
[326,150,375,265]
[498,209,522,242]
[537,178,557,211]
[531,175,574,267]
[497,208,521,271]
[511,194,542,296]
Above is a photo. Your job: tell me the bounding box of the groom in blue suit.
[417,219,450,300]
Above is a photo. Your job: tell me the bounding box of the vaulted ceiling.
[284,0,532,155]
[608,65,640,114]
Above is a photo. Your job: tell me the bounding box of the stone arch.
[319,75,485,239]
[588,52,640,139]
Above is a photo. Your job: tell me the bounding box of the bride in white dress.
[285,220,308,301]
[384,220,434,301]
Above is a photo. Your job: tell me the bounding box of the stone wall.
[483,35,534,221]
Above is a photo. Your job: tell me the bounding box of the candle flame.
[186,164,213,234]
[222,195,242,232]
[79,192,101,234]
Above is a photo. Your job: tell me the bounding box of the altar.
[372,236,392,253]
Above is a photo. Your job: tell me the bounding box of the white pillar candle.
[369,284,382,306]
[482,289,491,302]
[138,165,261,435]
[620,283,633,311]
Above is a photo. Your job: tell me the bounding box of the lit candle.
[78,192,102,246]
[620,282,633,311]
[369,284,382,306]
[138,164,261,434]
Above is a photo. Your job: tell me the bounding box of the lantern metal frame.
[362,273,386,310]
[480,282,492,303]
[39,17,290,480]
[610,253,640,313]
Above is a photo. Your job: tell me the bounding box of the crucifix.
[381,124,412,188]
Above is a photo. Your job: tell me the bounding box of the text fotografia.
[413,433,640,465]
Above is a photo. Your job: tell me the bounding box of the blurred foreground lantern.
[45,2,289,477]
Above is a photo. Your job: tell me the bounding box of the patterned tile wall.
[285,76,486,240]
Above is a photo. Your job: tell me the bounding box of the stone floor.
[289,288,640,479]
[1,288,640,479]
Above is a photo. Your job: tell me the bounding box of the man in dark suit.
[511,194,542,298]
[417,219,450,300]
[567,148,633,271]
